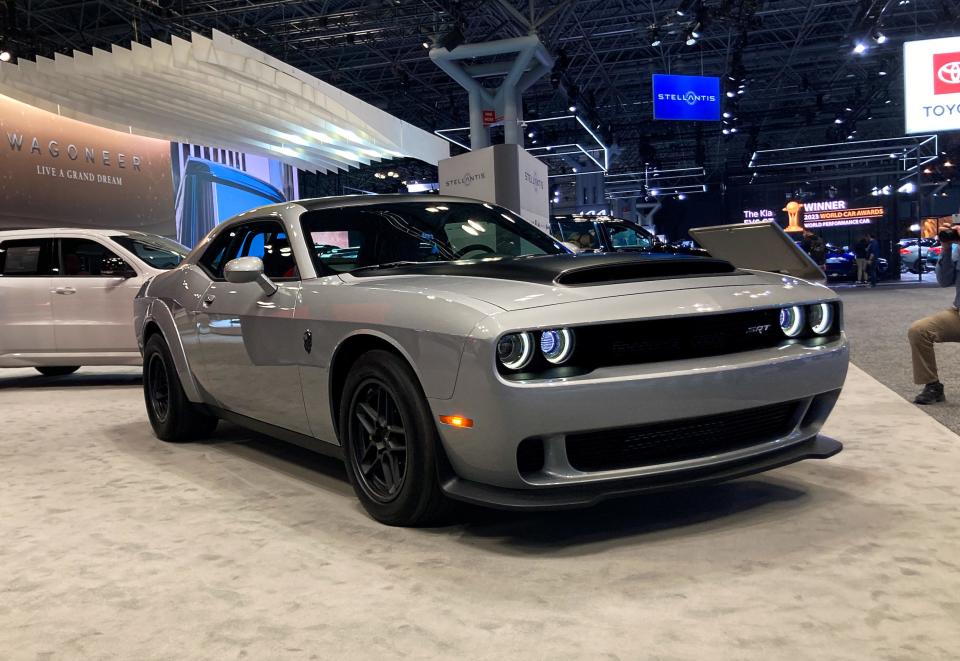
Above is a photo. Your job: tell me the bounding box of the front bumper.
[440,434,842,510]
[428,331,848,498]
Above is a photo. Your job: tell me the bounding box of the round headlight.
[779,306,805,338]
[808,303,834,335]
[540,328,575,364]
[497,332,534,370]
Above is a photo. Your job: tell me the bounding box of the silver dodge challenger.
[134,195,848,526]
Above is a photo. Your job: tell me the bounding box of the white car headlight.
[540,328,575,364]
[807,303,834,335]
[779,306,805,338]
[497,332,534,370]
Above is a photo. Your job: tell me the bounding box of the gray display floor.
[1,363,959,660]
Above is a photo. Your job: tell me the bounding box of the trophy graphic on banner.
[783,200,804,232]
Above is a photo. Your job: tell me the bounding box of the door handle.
[53,287,76,295]
[203,294,216,307]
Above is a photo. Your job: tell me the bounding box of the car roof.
[0,228,133,237]
[220,194,518,226]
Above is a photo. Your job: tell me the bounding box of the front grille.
[565,400,799,472]
[576,308,784,369]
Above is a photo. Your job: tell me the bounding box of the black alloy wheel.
[147,353,171,424]
[348,379,408,503]
[142,333,218,442]
[339,350,452,526]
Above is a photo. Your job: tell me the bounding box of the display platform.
[0,364,958,658]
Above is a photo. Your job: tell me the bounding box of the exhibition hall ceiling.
[2,0,958,177]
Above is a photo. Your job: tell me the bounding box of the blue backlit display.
[652,74,721,121]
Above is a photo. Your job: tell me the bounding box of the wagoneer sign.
[0,94,174,234]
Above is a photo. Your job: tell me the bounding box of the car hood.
[343,253,813,311]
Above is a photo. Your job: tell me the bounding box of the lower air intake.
[565,401,800,472]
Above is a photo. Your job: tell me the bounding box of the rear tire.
[35,366,80,377]
[143,334,217,442]
[339,350,452,526]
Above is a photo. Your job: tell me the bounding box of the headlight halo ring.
[808,302,835,335]
[540,328,575,364]
[779,305,805,338]
[497,331,535,371]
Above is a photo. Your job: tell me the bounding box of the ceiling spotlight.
[873,30,887,44]
[686,35,698,46]
[723,111,732,118]
[422,41,430,49]
[853,42,867,54]
[650,189,660,196]
[678,193,687,200]
[730,127,738,133]
[568,104,577,112]
[945,160,955,167]
[722,128,731,135]
[726,91,736,98]
[649,25,662,47]
[0,50,10,63]
[528,130,535,138]
[834,117,844,124]
[924,167,933,174]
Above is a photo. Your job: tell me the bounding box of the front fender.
[141,297,204,404]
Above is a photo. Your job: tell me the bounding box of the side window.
[199,222,298,280]
[556,220,601,250]
[59,238,132,277]
[0,238,56,277]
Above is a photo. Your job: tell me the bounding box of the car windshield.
[300,201,565,274]
[111,233,188,270]
[600,221,656,250]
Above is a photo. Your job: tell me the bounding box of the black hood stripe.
[350,253,738,286]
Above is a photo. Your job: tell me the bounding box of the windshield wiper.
[349,261,430,273]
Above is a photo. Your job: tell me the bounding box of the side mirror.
[561,241,582,254]
[224,256,278,296]
[101,257,137,279]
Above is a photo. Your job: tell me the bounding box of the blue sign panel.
[652,74,721,121]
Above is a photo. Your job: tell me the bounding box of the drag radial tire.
[339,350,452,526]
[143,334,218,442]
[35,366,80,376]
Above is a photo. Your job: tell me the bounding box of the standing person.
[853,234,869,285]
[866,232,881,287]
[809,233,827,269]
[907,224,960,405]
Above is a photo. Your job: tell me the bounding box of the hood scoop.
[555,258,736,286]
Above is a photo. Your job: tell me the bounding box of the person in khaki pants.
[908,226,960,404]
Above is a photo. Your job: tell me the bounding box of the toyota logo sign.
[933,51,960,95]
[905,37,960,134]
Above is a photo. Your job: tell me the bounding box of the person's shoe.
[914,382,945,405]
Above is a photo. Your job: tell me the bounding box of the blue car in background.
[824,244,889,281]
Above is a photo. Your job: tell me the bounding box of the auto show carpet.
[838,282,960,435]
[1,365,958,660]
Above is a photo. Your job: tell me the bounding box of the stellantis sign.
[652,74,721,121]
[904,36,960,134]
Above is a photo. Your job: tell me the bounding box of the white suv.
[0,228,188,375]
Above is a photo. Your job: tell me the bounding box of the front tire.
[35,366,80,377]
[143,334,217,442]
[339,350,451,526]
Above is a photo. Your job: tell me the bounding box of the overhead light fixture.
[0,50,10,63]
[722,111,732,118]
[678,193,687,200]
[873,30,887,44]
[898,182,916,194]
[422,41,430,49]
[528,130,535,138]
[853,42,867,54]
[568,104,577,112]
[726,91,736,98]
[649,25,662,47]
[945,160,955,167]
